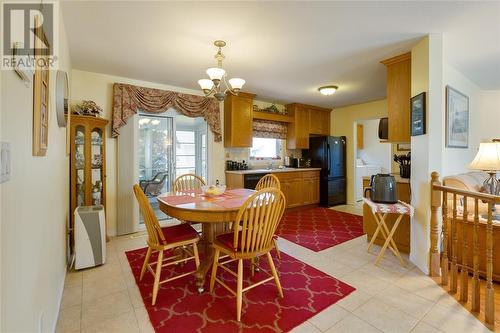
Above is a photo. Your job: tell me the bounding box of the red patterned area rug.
[276,207,364,252]
[126,248,355,332]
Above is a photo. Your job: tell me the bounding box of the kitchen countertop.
[362,174,410,184]
[225,167,321,175]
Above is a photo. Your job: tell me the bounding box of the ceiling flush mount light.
[198,40,245,102]
[318,85,339,96]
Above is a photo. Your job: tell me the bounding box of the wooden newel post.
[430,172,442,277]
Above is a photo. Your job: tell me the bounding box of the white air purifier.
[74,205,106,269]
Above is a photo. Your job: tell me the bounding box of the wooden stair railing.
[430,172,500,327]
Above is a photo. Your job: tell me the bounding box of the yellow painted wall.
[330,99,388,204]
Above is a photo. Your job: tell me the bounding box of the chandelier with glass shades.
[198,40,245,102]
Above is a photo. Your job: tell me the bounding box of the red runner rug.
[276,207,364,252]
[126,248,355,332]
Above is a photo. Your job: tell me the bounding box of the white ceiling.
[61,1,500,108]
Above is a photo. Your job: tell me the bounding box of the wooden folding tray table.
[364,198,414,266]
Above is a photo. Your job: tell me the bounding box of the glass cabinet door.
[75,126,86,207]
[91,128,104,206]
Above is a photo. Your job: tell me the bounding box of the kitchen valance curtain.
[252,119,287,140]
[112,83,222,141]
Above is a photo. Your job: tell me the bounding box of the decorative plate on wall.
[56,70,69,128]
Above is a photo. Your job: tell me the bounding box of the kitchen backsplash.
[225,146,302,169]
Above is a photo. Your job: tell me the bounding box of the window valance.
[112,83,222,141]
[253,119,287,140]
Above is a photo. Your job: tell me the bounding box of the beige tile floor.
[331,202,364,216]
[56,207,492,333]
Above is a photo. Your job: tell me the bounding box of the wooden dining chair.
[172,174,206,228]
[255,174,282,259]
[255,174,281,191]
[209,188,286,322]
[133,184,200,305]
[173,174,206,192]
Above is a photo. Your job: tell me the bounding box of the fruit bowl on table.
[201,185,226,197]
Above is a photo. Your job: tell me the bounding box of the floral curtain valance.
[112,83,222,141]
[253,119,287,140]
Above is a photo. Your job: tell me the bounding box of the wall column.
[410,34,444,274]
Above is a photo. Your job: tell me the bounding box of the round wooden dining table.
[157,188,255,292]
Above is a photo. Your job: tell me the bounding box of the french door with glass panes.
[137,112,207,224]
[138,114,174,222]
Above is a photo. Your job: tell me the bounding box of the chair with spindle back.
[133,184,200,305]
[255,174,281,191]
[173,174,206,192]
[209,188,286,321]
[255,174,282,259]
[172,174,206,228]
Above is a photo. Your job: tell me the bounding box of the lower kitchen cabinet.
[280,177,303,208]
[225,169,321,209]
[303,173,320,205]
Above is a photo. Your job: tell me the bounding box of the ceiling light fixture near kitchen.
[198,40,245,102]
[318,85,338,96]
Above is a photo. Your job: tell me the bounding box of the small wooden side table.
[364,198,414,266]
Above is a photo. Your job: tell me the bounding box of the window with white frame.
[250,137,282,159]
[175,130,196,178]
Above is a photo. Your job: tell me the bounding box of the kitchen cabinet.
[285,103,331,149]
[357,124,364,149]
[275,172,304,208]
[381,52,411,143]
[225,169,320,208]
[286,103,310,149]
[302,171,320,205]
[308,107,331,135]
[224,92,256,147]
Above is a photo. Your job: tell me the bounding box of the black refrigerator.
[303,136,346,207]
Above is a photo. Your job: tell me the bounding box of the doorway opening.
[354,119,391,202]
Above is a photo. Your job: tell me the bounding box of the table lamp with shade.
[470,141,500,194]
[469,140,500,219]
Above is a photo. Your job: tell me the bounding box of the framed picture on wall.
[410,92,426,136]
[397,143,411,151]
[32,15,50,156]
[446,86,469,148]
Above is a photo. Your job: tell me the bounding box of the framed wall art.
[397,143,411,151]
[446,86,469,148]
[32,15,50,156]
[410,92,426,136]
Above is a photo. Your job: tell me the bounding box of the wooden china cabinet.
[69,115,109,245]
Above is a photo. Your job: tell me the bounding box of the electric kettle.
[364,174,398,204]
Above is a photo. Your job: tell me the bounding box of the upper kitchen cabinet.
[308,106,331,135]
[381,52,411,143]
[224,92,256,147]
[285,103,331,149]
[286,103,310,149]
